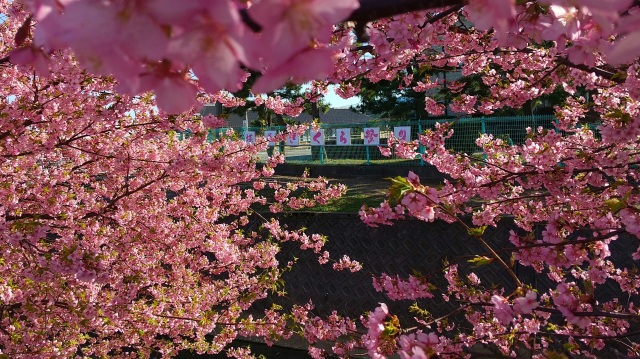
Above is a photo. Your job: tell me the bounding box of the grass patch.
[247,176,391,214]
[250,185,387,214]
[311,191,386,213]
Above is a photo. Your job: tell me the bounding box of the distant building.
[199,103,223,117]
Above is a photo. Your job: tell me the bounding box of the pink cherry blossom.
[248,0,359,67]
[513,290,539,315]
[253,47,336,94]
[4,0,640,357]
[607,30,640,65]
[491,295,515,325]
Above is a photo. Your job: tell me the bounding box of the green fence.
[202,115,557,166]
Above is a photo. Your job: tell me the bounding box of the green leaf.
[409,303,431,318]
[607,108,632,124]
[467,226,487,237]
[604,198,626,214]
[611,71,628,82]
[381,315,400,338]
[467,255,494,268]
[583,279,594,296]
[385,176,412,204]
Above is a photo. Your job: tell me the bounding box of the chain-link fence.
[200,115,557,166]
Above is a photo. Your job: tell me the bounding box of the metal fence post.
[481,117,487,161]
[366,146,371,166]
[418,119,424,167]
[532,113,537,132]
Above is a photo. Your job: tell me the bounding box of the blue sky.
[324,85,361,108]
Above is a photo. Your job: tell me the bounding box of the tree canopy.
[1,0,640,358]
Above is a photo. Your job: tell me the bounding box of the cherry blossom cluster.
[372,273,434,301]
[253,95,306,117]
[332,255,363,272]
[0,17,355,358]
[3,0,640,357]
[358,97,640,356]
[6,0,359,113]
[5,0,640,116]
[329,0,640,123]
[343,8,640,346]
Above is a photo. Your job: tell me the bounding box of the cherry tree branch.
[423,191,524,287]
[347,0,464,24]
[420,4,464,28]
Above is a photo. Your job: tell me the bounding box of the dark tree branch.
[420,4,464,28]
[239,8,262,32]
[563,60,620,83]
[346,0,464,24]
